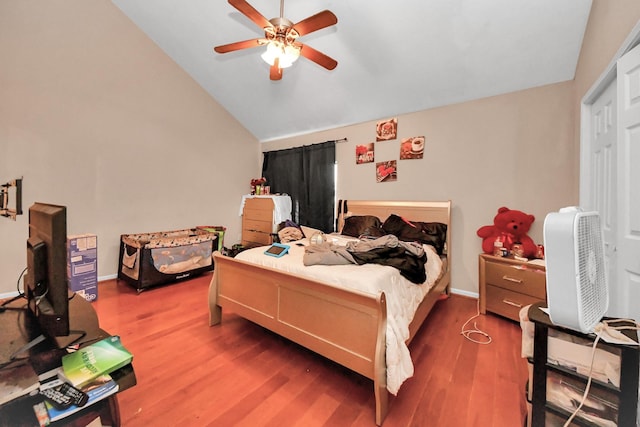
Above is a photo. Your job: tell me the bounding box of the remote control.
[40,382,89,409]
[40,385,73,410]
[59,382,88,407]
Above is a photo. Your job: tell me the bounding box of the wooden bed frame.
[208,200,451,425]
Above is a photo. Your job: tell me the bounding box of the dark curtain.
[262,141,336,232]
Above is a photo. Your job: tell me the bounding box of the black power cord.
[0,267,27,312]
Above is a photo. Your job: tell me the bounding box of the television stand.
[0,295,136,426]
[1,293,103,366]
[7,334,46,362]
[527,302,638,426]
[52,330,88,350]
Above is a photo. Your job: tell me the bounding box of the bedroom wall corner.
[256,2,640,298]
[0,0,260,295]
[261,81,575,296]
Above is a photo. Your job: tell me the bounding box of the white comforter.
[235,235,444,394]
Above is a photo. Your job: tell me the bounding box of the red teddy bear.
[477,207,537,258]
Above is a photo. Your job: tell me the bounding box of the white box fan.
[543,207,609,333]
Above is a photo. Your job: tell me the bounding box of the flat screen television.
[25,202,70,338]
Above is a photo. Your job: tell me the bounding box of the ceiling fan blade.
[228,0,271,29]
[293,10,337,37]
[299,44,337,70]
[270,59,283,81]
[214,38,267,54]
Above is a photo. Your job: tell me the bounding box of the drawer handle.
[502,275,523,284]
[502,299,523,308]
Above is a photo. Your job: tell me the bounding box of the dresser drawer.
[242,230,272,246]
[244,207,273,223]
[243,218,272,234]
[245,198,275,211]
[485,285,543,321]
[485,261,546,299]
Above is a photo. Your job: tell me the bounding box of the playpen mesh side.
[119,228,218,283]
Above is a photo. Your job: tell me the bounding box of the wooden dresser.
[242,197,275,247]
[479,254,546,321]
[241,195,292,248]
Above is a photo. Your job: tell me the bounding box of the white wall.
[262,1,640,297]
[0,1,260,295]
[262,82,576,296]
[2,0,638,299]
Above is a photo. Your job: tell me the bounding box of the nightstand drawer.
[485,262,546,299]
[479,254,547,322]
[485,285,543,320]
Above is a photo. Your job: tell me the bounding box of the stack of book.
[59,335,133,389]
[32,335,133,424]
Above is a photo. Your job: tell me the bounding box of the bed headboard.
[337,200,452,257]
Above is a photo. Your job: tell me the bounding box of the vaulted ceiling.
[111,0,593,142]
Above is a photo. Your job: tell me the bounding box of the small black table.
[528,302,638,427]
[0,294,136,426]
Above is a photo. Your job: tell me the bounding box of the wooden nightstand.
[479,254,546,321]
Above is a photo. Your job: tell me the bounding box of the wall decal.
[376,160,397,183]
[375,118,397,141]
[400,136,424,160]
[356,143,375,164]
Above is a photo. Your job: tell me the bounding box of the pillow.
[277,219,301,232]
[382,214,448,255]
[278,226,304,243]
[341,215,384,238]
[276,220,304,243]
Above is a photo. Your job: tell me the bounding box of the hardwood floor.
[93,273,529,427]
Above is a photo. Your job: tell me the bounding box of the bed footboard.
[208,251,389,425]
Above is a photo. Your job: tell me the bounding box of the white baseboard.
[450,287,479,299]
[1,275,119,300]
[0,291,20,299]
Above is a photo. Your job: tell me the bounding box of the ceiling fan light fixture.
[214,0,337,79]
[261,41,300,68]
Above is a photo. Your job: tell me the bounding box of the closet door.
[589,77,618,313]
[616,42,640,321]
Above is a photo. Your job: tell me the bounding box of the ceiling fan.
[214,0,338,81]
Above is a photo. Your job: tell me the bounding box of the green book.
[61,336,133,388]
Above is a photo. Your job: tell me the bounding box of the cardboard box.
[67,234,98,302]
